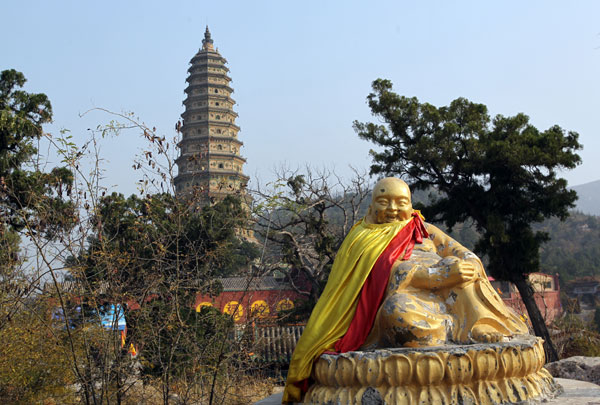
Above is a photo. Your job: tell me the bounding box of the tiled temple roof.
[217,276,289,292]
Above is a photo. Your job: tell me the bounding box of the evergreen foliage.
[0,69,79,403]
[354,79,582,361]
[0,69,74,282]
[0,69,74,237]
[69,193,260,387]
[73,193,257,294]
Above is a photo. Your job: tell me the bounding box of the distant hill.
[571,180,600,216]
[535,212,600,281]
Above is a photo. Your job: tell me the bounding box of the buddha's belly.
[386,249,443,293]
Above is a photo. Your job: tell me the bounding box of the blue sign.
[100,304,126,331]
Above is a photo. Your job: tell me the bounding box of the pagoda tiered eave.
[174,27,250,206]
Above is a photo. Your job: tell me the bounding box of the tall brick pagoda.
[174,27,249,206]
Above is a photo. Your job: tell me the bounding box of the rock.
[545,356,600,385]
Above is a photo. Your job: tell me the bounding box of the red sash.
[294,214,429,396]
[333,213,428,353]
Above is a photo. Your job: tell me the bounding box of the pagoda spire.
[202,26,214,51]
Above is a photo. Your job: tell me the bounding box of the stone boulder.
[545,356,600,385]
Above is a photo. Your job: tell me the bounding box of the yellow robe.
[282,218,413,403]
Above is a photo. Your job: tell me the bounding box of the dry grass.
[115,374,278,405]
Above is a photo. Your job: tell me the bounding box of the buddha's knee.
[378,293,450,347]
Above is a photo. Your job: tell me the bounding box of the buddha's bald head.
[366,178,413,224]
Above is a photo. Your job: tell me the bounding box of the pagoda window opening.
[218,163,224,169]
[214,89,219,93]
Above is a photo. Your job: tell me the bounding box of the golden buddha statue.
[362,177,527,348]
[283,177,529,404]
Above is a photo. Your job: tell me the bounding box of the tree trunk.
[512,275,559,362]
[163,372,170,405]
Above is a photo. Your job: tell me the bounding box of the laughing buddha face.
[367,178,414,224]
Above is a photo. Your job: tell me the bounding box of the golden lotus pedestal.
[305,336,560,404]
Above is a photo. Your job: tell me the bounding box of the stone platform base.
[255,378,600,404]
[305,336,560,404]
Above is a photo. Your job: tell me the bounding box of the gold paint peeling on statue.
[283,177,559,404]
[362,178,528,349]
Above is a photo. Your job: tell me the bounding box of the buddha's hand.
[445,260,477,287]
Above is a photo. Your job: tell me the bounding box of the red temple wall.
[194,289,306,323]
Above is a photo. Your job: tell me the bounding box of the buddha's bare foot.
[471,324,504,343]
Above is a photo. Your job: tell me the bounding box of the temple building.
[174,27,249,206]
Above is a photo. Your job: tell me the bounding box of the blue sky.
[4,1,599,196]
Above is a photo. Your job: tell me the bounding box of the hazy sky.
[4,1,599,196]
